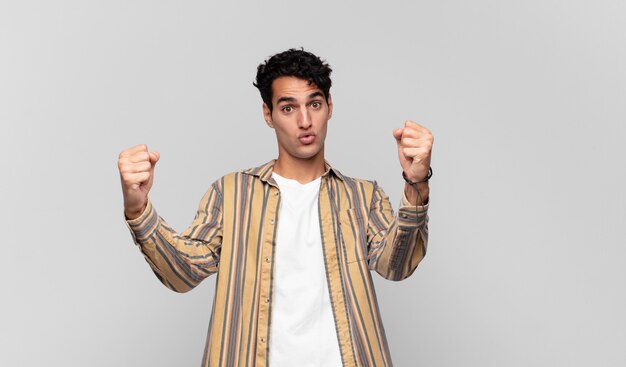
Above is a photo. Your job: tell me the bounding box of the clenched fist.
[393,120,433,182]
[118,144,160,220]
[393,121,433,206]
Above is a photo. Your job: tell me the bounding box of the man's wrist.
[125,203,147,220]
[402,167,433,184]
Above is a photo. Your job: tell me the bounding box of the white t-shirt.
[268,172,343,367]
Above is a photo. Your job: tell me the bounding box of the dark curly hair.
[254,48,332,112]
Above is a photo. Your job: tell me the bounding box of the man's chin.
[292,148,323,161]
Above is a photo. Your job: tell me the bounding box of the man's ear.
[327,94,333,119]
[262,103,274,128]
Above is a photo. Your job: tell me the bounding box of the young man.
[119,49,433,367]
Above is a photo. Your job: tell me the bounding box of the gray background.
[1,0,624,366]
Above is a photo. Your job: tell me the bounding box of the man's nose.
[298,109,312,129]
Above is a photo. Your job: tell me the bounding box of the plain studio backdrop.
[1,1,624,366]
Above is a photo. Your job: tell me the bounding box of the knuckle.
[135,152,148,162]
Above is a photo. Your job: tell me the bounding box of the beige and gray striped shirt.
[126,160,429,367]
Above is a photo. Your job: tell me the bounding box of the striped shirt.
[126,160,429,367]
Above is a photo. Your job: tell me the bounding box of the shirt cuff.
[125,200,159,242]
[398,192,429,227]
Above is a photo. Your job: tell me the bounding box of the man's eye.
[282,106,293,113]
[311,102,321,109]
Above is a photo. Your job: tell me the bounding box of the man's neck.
[273,153,326,184]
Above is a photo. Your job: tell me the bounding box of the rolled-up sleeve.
[125,182,224,293]
[366,182,429,281]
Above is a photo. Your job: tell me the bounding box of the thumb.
[392,128,404,143]
[149,151,160,166]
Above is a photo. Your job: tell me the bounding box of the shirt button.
[400,213,408,219]
[265,297,270,303]
[274,191,279,196]
[265,257,270,263]
[269,219,275,225]
[260,337,266,343]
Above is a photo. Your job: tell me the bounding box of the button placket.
[257,185,279,359]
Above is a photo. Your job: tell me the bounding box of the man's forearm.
[404,182,429,206]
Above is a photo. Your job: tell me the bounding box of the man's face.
[263,76,333,162]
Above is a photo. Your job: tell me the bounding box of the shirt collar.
[242,159,345,183]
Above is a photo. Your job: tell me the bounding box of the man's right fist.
[118,144,160,220]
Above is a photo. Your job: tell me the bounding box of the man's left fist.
[393,120,434,182]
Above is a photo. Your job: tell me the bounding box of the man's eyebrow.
[275,92,325,105]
